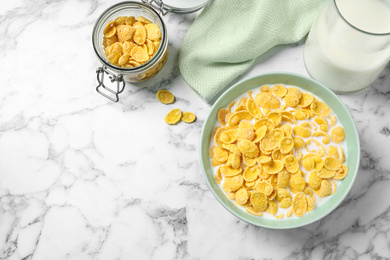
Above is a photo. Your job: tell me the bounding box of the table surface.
[1,1,390,259]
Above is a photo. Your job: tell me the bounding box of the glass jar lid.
[142,0,208,14]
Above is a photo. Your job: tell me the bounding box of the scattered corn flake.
[157,90,175,104]
[182,112,196,123]
[165,108,182,125]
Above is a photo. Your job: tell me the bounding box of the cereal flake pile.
[103,16,161,67]
[210,84,348,219]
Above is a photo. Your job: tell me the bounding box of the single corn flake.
[298,92,314,108]
[250,192,268,212]
[324,156,341,171]
[283,155,299,173]
[275,188,292,203]
[311,100,331,117]
[277,169,290,189]
[254,180,274,197]
[182,112,196,123]
[246,98,263,118]
[255,92,281,109]
[243,165,260,182]
[213,146,228,163]
[316,179,332,197]
[220,165,242,177]
[145,23,161,41]
[289,173,306,193]
[217,108,229,126]
[222,175,244,193]
[308,171,322,190]
[165,108,182,125]
[238,139,259,158]
[293,125,311,138]
[131,46,149,62]
[265,200,278,215]
[279,137,294,154]
[157,90,175,104]
[235,188,249,205]
[245,206,264,216]
[292,192,307,217]
[279,197,292,209]
[263,160,284,174]
[272,84,287,97]
[137,16,152,24]
[333,164,349,180]
[330,126,346,143]
[228,111,253,127]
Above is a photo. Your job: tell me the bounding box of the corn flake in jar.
[103,16,161,68]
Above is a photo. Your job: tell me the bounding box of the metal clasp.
[96,66,125,102]
[142,0,168,15]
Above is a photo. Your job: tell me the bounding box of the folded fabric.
[178,0,324,103]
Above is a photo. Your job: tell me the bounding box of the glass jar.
[304,0,390,94]
[92,1,168,102]
[92,0,208,102]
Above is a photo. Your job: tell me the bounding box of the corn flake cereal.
[182,112,196,123]
[157,90,175,104]
[209,84,349,219]
[103,16,162,68]
[165,108,182,125]
[250,192,268,212]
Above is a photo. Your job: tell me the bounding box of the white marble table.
[1,1,390,259]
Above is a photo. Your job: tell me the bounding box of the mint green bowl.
[199,72,360,229]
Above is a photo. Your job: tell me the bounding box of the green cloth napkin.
[178,0,324,103]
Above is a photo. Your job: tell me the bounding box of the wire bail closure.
[96,66,125,102]
[142,0,168,15]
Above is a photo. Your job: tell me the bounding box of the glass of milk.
[304,0,390,93]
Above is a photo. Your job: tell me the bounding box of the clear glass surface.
[92,1,168,82]
[304,0,390,93]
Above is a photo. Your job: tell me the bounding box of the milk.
[304,0,390,93]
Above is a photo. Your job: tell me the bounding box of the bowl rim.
[199,72,360,229]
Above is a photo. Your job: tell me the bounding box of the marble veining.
[1,0,390,259]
